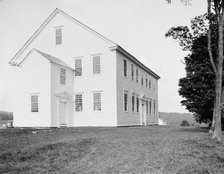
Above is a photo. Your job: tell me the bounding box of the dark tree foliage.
[165,14,223,124]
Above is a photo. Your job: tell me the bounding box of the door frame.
[140,94,147,126]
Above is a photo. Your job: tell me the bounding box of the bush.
[180,120,190,127]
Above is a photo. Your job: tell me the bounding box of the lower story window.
[149,99,152,114]
[146,100,149,114]
[75,94,83,111]
[153,100,156,115]
[136,94,139,113]
[132,93,135,112]
[31,95,39,112]
[124,90,128,112]
[93,92,101,111]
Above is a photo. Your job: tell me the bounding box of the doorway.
[59,100,67,126]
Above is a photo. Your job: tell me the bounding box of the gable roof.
[9,8,117,65]
[10,8,160,79]
[18,49,74,70]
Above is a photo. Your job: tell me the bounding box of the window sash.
[75,59,82,76]
[93,93,101,111]
[31,95,38,112]
[75,94,83,111]
[124,90,128,112]
[93,56,101,74]
[123,59,127,77]
[55,28,62,45]
[60,68,66,85]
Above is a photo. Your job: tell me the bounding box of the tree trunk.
[212,13,224,141]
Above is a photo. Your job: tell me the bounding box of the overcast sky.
[0,0,206,113]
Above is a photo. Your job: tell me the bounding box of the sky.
[0,0,207,113]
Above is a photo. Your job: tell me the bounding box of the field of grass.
[1,126,224,174]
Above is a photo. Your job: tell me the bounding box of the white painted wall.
[116,51,159,126]
[50,63,74,127]
[13,51,51,127]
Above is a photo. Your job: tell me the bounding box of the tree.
[166,0,224,141]
[166,14,217,124]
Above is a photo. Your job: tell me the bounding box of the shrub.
[180,120,190,127]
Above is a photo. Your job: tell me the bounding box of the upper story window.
[123,90,128,112]
[93,92,102,111]
[123,59,127,77]
[153,83,156,91]
[75,58,82,76]
[131,64,134,80]
[31,95,39,112]
[141,73,144,86]
[75,94,83,112]
[149,79,151,89]
[60,68,66,85]
[55,28,62,45]
[146,78,148,88]
[136,68,138,83]
[93,56,101,74]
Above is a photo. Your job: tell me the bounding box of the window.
[136,94,139,113]
[149,79,151,89]
[153,83,156,91]
[153,100,156,115]
[149,99,152,114]
[141,73,144,86]
[55,28,62,45]
[132,93,135,112]
[93,92,101,111]
[31,95,38,112]
[124,90,128,112]
[146,78,148,88]
[60,68,66,85]
[136,68,138,83]
[75,94,83,111]
[93,56,101,74]
[75,58,82,76]
[123,59,127,77]
[146,100,149,114]
[131,64,134,80]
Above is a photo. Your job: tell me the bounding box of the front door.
[59,101,67,126]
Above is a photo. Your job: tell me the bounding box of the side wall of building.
[13,51,51,127]
[116,51,159,126]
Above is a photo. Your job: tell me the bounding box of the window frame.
[55,27,62,45]
[92,55,101,75]
[136,94,139,113]
[60,68,66,85]
[131,64,134,80]
[93,91,102,112]
[123,59,128,77]
[31,94,39,113]
[123,90,128,112]
[74,58,83,77]
[131,93,135,113]
[75,93,83,112]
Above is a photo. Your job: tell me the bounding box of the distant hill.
[0,111,13,120]
[159,112,196,126]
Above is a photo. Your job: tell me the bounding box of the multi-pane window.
[93,92,101,111]
[136,94,139,113]
[123,59,127,77]
[149,99,152,114]
[136,68,138,83]
[31,95,38,112]
[75,59,82,76]
[75,94,83,111]
[132,93,135,112]
[124,90,128,112]
[131,64,134,80]
[93,56,101,74]
[153,100,156,115]
[55,28,62,45]
[60,68,66,85]
[146,100,149,114]
[141,73,144,86]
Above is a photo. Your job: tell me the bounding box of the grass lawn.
[1,126,224,174]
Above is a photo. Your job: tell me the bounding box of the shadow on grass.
[178,126,210,133]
